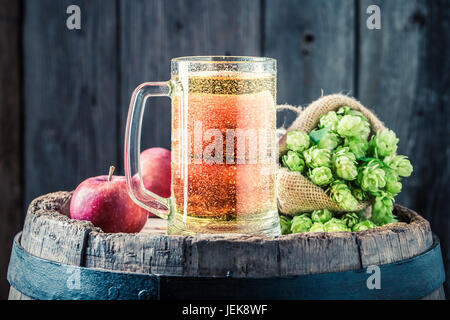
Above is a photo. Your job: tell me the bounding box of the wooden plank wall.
[265,0,356,105]
[0,0,448,298]
[358,0,450,297]
[24,0,119,206]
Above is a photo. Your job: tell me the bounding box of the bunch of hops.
[281,105,413,227]
[280,209,379,235]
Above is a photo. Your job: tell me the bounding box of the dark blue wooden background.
[0,0,448,299]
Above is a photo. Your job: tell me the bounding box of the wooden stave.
[9,191,445,299]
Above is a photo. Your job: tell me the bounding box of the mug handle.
[124,82,173,219]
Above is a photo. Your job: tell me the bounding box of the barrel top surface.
[19,191,433,278]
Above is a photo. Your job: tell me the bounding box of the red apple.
[139,148,171,217]
[70,166,148,233]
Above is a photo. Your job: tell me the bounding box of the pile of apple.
[70,148,171,233]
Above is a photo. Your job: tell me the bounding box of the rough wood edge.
[21,191,101,266]
[22,192,431,239]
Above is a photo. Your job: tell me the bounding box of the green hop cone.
[282,151,305,172]
[357,159,386,194]
[308,167,334,186]
[344,137,369,159]
[311,209,333,223]
[371,192,397,226]
[335,158,358,181]
[291,214,313,233]
[324,218,350,232]
[303,146,332,169]
[279,215,292,235]
[333,147,358,181]
[338,107,371,133]
[336,106,352,116]
[333,146,357,162]
[337,106,366,118]
[347,109,368,121]
[384,155,413,177]
[318,111,340,132]
[337,106,371,136]
[318,132,342,150]
[369,129,399,158]
[384,168,402,196]
[352,220,377,232]
[350,185,369,201]
[328,180,359,211]
[337,115,371,139]
[309,222,325,232]
[341,212,360,229]
[286,130,311,152]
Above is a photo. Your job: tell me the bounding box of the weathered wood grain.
[85,232,187,275]
[184,234,280,277]
[0,0,22,300]
[21,192,100,265]
[278,232,361,275]
[9,192,445,300]
[118,0,261,170]
[24,0,119,205]
[358,0,450,294]
[264,0,355,116]
[356,205,433,267]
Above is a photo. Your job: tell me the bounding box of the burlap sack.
[277,94,386,216]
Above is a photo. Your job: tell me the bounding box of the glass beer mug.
[125,56,280,236]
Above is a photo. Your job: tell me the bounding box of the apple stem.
[108,166,115,182]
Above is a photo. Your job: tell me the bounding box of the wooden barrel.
[7,192,446,300]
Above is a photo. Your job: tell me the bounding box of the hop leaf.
[308,167,334,186]
[333,147,358,181]
[384,168,402,196]
[352,220,377,232]
[384,155,413,177]
[324,218,351,232]
[319,111,340,132]
[286,130,311,152]
[279,215,292,235]
[309,222,325,232]
[371,192,397,226]
[328,180,359,211]
[344,137,369,159]
[337,115,371,139]
[318,132,342,150]
[291,214,313,233]
[311,209,333,224]
[357,159,386,194]
[341,212,360,228]
[370,129,399,158]
[309,127,329,145]
[282,151,305,172]
[303,146,332,169]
